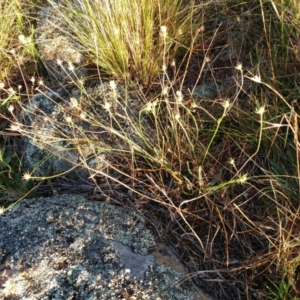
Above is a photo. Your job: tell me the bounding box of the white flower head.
[65,116,72,123]
[222,99,230,109]
[18,35,30,45]
[9,123,21,131]
[250,75,261,83]
[176,91,183,102]
[255,106,265,115]
[238,174,248,184]
[229,158,235,165]
[160,26,167,38]
[104,101,112,111]
[8,105,14,113]
[113,28,120,36]
[23,172,31,180]
[8,87,15,95]
[162,85,169,96]
[70,97,78,108]
[109,80,117,90]
[68,62,75,71]
[235,62,243,71]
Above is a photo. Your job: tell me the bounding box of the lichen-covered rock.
[18,82,145,178]
[36,2,88,81]
[0,194,208,299]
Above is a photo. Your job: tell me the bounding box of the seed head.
[109,80,117,90]
[255,106,265,115]
[160,26,167,38]
[235,63,243,71]
[23,172,31,180]
[8,105,14,113]
[176,91,183,102]
[70,97,79,108]
[250,75,261,83]
[65,116,72,123]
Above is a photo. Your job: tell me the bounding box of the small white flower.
[30,77,36,84]
[23,172,31,180]
[8,87,15,95]
[235,63,243,71]
[255,106,265,115]
[70,97,78,108]
[65,116,72,123]
[9,124,21,131]
[8,105,14,113]
[191,102,197,109]
[160,26,167,38]
[56,58,62,66]
[250,75,261,83]
[144,102,152,112]
[113,28,120,36]
[109,80,116,90]
[18,35,30,45]
[204,56,211,63]
[18,35,26,44]
[103,101,112,111]
[229,158,235,165]
[222,99,230,109]
[238,174,248,184]
[0,82,4,89]
[176,91,183,102]
[80,112,86,120]
[68,62,75,71]
[162,85,169,96]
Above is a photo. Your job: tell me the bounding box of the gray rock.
[18,82,147,178]
[36,2,88,81]
[0,194,210,299]
[19,86,112,178]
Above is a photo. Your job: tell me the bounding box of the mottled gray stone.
[0,194,208,300]
[36,2,88,81]
[18,82,144,178]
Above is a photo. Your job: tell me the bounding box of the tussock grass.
[46,0,207,85]
[0,0,300,299]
